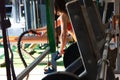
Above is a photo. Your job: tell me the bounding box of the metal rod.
[65,57,87,78]
[65,57,82,73]
[17,47,50,80]
[46,0,56,53]
[98,31,111,80]
[0,0,12,80]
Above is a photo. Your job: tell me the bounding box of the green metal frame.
[46,0,56,53]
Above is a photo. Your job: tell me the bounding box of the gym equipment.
[65,0,115,71]
[64,43,79,68]
[101,0,120,23]
[43,0,98,79]
[42,0,116,80]
[66,0,117,80]
[0,0,16,80]
[24,0,41,29]
[66,1,98,79]
[42,71,79,80]
[17,30,43,67]
[63,0,105,76]
[66,0,116,79]
[63,43,84,75]
[84,0,106,58]
[111,15,120,73]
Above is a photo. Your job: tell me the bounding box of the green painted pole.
[46,0,56,53]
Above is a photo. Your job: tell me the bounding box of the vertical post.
[114,0,120,15]
[12,0,20,23]
[33,0,37,29]
[23,0,32,30]
[46,0,56,53]
[102,1,108,24]
[114,0,120,73]
[0,0,11,80]
[46,0,56,71]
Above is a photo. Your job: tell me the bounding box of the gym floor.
[0,66,65,80]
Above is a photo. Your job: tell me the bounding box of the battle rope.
[17,29,41,79]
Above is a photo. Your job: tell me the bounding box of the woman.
[36,0,75,60]
[54,0,76,60]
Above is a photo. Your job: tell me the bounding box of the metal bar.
[66,1,98,79]
[98,31,111,80]
[0,0,12,80]
[114,0,120,15]
[65,57,84,74]
[35,0,40,27]
[17,47,50,80]
[23,0,31,30]
[33,0,37,29]
[46,0,56,53]
[102,2,108,24]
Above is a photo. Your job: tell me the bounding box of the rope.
[17,29,40,80]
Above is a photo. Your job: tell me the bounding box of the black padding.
[66,1,98,79]
[42,71,79,80]
[63,43,84,75]
[64,43,80,68]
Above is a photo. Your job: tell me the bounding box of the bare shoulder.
[60,13,69,22]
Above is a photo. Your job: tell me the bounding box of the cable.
[6,30,17,80]
[17,29,40,67]
[17,29,40,80]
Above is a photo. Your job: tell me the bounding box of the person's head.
[54,0,67,15]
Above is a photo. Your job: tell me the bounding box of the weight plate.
[42,71,79,80]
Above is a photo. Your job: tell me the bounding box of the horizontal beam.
[17,47,50,80]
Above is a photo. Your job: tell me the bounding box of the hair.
[54,0,67,14]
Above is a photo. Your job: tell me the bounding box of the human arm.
[58,14,68,55]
